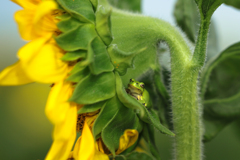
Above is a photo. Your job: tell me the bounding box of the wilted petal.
[116,129,139,154]
[0,61,33,85]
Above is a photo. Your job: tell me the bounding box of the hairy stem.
[111,9,204,160]
[164,26,203,160]
[192,18,211,69]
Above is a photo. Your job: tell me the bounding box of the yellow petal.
[85,114,99,129]
[46,129,76,160]
[73,136,109,160]
[116,129,139,155]
[79,121,96,160]
[92,149,109,160]
[18,36,49,59]
[14,10,35,40]
[72,136,82,159]
[11,0,39,10]
[45,81,73,124]
[34,1,57,24]
[14,0,57,40]
[73,121,95,160]
[53,104,77,140]
[0,61,33,85]
[45,105,77,160]
[33,1,58,35]
[18,38,68,83]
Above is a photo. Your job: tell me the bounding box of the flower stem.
[161,23,203,160]
[111,10,205,159]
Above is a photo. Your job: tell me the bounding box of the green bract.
[108,0,141,12]
[55,0,174,159]
[54,0,240,159]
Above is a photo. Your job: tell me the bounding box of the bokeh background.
[0,0,240,159]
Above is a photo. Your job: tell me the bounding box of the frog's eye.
[140,84,144,88]
[130,79,133,82]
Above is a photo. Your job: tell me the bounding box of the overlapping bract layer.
[0,0,176,160]
[55,0,174,159]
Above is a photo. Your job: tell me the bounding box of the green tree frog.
[126,79,151,108]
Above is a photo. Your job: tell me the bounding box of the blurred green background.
[0,0,240,160]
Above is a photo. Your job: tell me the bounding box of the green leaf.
[127,151,155,160]
[67,67,90,83]
[95,0,113,46]
[201,42,240,118]
[108,0,141,12]
[138,68,173,130]
[206,21,219,61]
[102,101,139,156]
[92,96,121,139]
[142,123,161,160]
[115,72,174,136]
[194,0,222,18]
[147,109,175,136]
[61,50,87,61]
[174,0,199,43]
[153,66,170,101]
[224,0,240,9]
[57,0,95,23]
[115,72,148,121]
[70,72,116,104]
[57,16,82,33]
[55,24,97,51]
[90,0,98,11]
[110,155,126,160]
[78,100,106,114]
[88,37,114,75]
[108,44,146,76]
[203,112,232,142]
[110,151,155,160]
[204,93,240,118]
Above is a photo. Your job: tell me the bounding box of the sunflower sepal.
[55,24,97,51]
[61,50,87,61]
[69,72,116,105]
[67,67,90,83]
[88,37,114,75]
[95,0,113,46]
[56,0,95,23]
[108,45,147,76]
[78,101,106,114]
[57,16,83,33]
